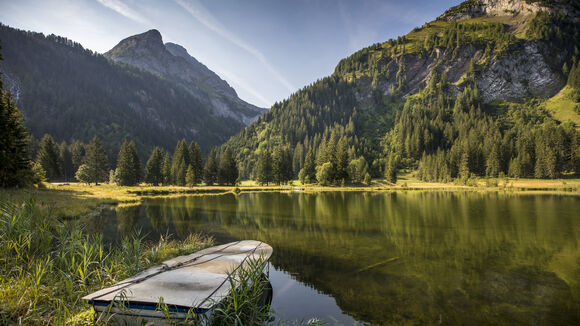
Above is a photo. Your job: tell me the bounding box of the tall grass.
[0,197,212,325]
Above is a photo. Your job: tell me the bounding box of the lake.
[87,191,580,325]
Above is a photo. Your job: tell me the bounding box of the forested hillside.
[221,0,580,183]
[0,24,253,158]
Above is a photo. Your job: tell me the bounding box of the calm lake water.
[87,191,580,325]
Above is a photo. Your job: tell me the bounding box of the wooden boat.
[82,240,273,325]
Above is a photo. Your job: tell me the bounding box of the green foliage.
[114,140,142,186]
[256,147,273,185]
[385,154,398,184]
[36,134,61,181]
[299,148,317,184]
[0,198,213,325]
[218,147,238,186]
[59,141,74,182]
[316,162,334,186]
[189,141,203,185]
[348,157,369,184]
[82,136,109,185]
[0,72,34,188]
[74,164,91,184]
[388,76,579,181]
[145,146,164,186]
[171,139,190,186]
[272,146,293,185]
[186,164,196,187]
[525,11,580,67]
[204,151,218,186]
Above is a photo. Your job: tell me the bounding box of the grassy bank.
[1,177,577,219]
[0,197,214,325]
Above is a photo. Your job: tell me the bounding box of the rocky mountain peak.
[439,0,579,21]
[104,30,265,125]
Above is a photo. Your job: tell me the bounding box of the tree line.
[30,135,240,186]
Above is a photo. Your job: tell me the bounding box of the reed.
[0,197,212,325]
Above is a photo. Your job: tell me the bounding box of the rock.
[105,30,266,125]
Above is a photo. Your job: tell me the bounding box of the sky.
[0,0,462,108]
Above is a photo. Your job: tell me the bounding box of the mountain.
[0,25,264,158]
[104,30,265,125]
[222,0,579,180]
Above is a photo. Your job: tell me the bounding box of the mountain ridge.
[220,0,579,181]
[105,29,265,125]
[0,24,259,157]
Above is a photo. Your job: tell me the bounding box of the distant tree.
[348,156,368,184]
[316,162,333,186]
[145,146,164,186]
[273,146,293,185]
[188,141,203,184]
[60,141,74,182]
[171,139,190,186]
[161,152,172,185]
[204,151,218,186]
[458,151,470,184]
[218,147,238,185]
[335,137,350,183]
[299,148,316,184]
[185,164,196,187]
[36,134,61,181]
[292,143,304,177]
[70,141,86,173]
[0,50,34,187]
[83,136,109,185]
[115,140,142,186]
[256,147,272,185]
[385,154,398,184]
[75,164,91,185]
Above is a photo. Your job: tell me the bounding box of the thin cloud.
[96,0,149,25]
[174,0,295,93]
[215,67,273,108]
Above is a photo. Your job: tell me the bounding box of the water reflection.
[88,192,580,325]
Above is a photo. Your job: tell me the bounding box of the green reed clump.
[0,197,213,325]
[209,257,271,326]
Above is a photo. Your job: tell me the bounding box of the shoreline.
[1,178,578,218]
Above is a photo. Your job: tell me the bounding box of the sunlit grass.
[544,86,580,127]
[0,197,214,325]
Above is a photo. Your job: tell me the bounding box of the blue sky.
[0,0,462,108]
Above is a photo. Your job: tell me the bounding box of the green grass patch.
[544,86,580,127]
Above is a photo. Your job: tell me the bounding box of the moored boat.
[82,240,273,325]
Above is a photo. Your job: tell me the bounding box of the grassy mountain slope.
[0,25,248,158]
[222,0,579,181]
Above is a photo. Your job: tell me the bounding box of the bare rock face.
[105,30,265,125]
[440,0,579,21]
[476,42,564,102]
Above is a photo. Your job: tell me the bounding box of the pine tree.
[273,146,292,185]
[188,141,203,184]
[385,154,398,184]
[162,152,172,185]
[299,147,316,184]
[256,147,272,185]
[185,164,196,187]
[171,139,190,186]
[115,140,142,186]
[218,147,238,185]
[36,134,61,181]
[335,136,350,183]
[145,146,164,186]
[70,141,85,173]
[60,142,73,182]
[204,150,218,186]
[0,71,34,187]
[83,136,109,185]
